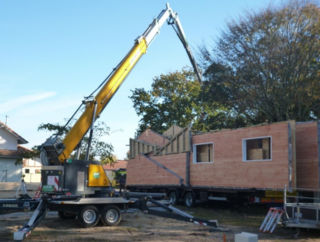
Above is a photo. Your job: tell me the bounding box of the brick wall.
[126,153,186,185]
[190,121,292,189]
[127,121,299,190]
[296,121,319,189]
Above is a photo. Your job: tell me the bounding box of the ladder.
[259,207,284,233]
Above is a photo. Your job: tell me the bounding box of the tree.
[131,1,320,135]
[38,121,115,164]
[201,1,320,124]
[130,67,247,134]
[130,68,202,134]
[195,62,249,131]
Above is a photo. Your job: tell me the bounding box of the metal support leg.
[13,199,47,241]
[144,197,218,227]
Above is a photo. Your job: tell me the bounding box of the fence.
[0,170,7,182]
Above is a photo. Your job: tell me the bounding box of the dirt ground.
[1,186,320,241]
[1,205,320,242]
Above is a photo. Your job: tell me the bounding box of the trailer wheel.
[184,192,195,207]
[58,211,76,219]
[78,206,100,227]
[100,206,121,226]
[168,191,178,205]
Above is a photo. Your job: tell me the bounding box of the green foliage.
[76,123,114,164]
[193,62,249,131]
[131,1,320,135]
[38,123,68,135]
[201,1,320,124]
[100,154,117,165]
[130,68,202,134]
[38,121,115,164]
[130,67,248,134]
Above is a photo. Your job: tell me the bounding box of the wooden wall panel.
[296,121,319,190]
[138,129,169,147]
[155,128,191,155]
[163,125,184,139]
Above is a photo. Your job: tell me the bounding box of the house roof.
[0,146,29,159]
[0,121,28,144]
[103,160,128,171]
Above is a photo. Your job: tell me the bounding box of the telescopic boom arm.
[41,3,202,165]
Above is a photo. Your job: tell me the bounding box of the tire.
[78,206,100,227]
[168,191,178,205]
[58,211,76,219]
[184,192,195,207]
[100,206,121,226]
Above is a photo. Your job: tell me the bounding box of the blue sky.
[0,0,283,159]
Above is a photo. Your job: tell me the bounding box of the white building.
[22,158,42,183]
[0,121,28,182]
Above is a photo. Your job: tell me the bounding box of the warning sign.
[47,176,59,191]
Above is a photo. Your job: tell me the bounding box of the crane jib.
[42,3,202,164]
[57,39,148,162]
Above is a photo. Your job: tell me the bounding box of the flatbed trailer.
[126,121,305,207]
[127,183,284,207]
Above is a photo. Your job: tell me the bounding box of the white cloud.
[0,92,56,113]
[17,96,80,118]
[6,95,81,148]
[2,91,138,160]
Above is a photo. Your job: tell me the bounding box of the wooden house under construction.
[126,121,320,206]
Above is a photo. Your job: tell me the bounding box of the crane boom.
[41,3,201,165]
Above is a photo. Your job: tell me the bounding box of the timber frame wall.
[129,126,191,158]
[126,120,320,191]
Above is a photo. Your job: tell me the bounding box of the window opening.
[194,143,213,163]
[243,137,271,161]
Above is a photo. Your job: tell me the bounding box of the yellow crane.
[41,3,201,168]
[14,4,204,240]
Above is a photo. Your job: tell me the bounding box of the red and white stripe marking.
[47,176,59,191]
